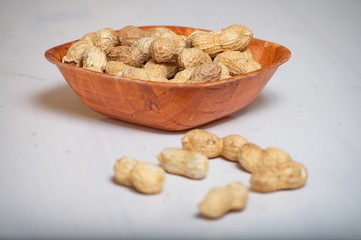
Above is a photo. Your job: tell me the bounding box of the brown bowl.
[44,26,291,131]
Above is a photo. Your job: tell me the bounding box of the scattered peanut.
[114,157,139,187]
[198,182,249,219]
[130,162,166,194]
[157,147,208,179]
[238,143,292,173]
[114,157,165,194]
[250,161,307,192]
[181,129,223,158]
[221,135,248,161]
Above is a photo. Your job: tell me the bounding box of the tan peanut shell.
[79,32,96,45]
[214,49,260,76]
[178,48,212,69]
[92,28,117,54]
[190,62,222,83]
[238,144,293,173]
[181,129,223,158]
[113,157,139,187]
[216,62,232,80]
[144,59,178,79]
[189,24,253,57]
[82,46,107,72]
[130,162,165,194]
[105,61,130,76]
[169,67,196,83]
[109,46,146,68]
[131,37,155,61]
[198,182,249,219]
[150,27,177,38]
[221,135,249,161]
[188,31,220,57]
[217,24,253,52]
[234,60,262,74]
[118,25,151,46]
[157,148,209,179]
[62,40,91,66]
[149,37,177,63]
[250,161,307,192]
[121,67,168,82]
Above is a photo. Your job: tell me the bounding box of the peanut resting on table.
[157,147,209,179]
[114,157,165,194]
[62,24,261,82]
[198,182,249,219]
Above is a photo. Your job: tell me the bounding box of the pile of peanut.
[113,129,308,219]
[62,25,261,83]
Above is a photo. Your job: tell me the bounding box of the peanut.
[114,157,139,187]
[217,62,232,80]
[178,48,212,69]
[189,24,253,57]
[131,37,155,61]
[144,58,179,79]
[190,62,222,83]
[250,161,307,192]
[157,148,208,179]
[121,67,168,82]
[130,162,166,194]
[221,135,248,161]
[169,67,196,83]
[150,27,177,38]
[92,28,117,54]
[82,46,107,72]
[238,143,292,173]
[181,129,223,158]
[105,61,130,76]
[62,40,91,66]
[214,49,261,76]
[149,36,186,63]
[118,25,151,46]
[79,32,96,45]
[107,46,147,68]
[114,157,165,194]
[198,182,249,219]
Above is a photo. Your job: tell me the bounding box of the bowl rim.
[44,25,291,87]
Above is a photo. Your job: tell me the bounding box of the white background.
[1,0,360,239]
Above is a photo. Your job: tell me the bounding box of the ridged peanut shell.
[82,46,107,72]
[92,28,117,54]
[178,48,212,69]
[190,62,222,83]
[62,40,91,66]
[250,161,307,192]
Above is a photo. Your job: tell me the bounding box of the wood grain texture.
[44,26,291,131]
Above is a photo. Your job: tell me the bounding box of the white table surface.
[1,0,360,239]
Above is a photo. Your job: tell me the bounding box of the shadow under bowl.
[44,25,291,131]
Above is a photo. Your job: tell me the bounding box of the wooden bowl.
[44,26,291,131]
